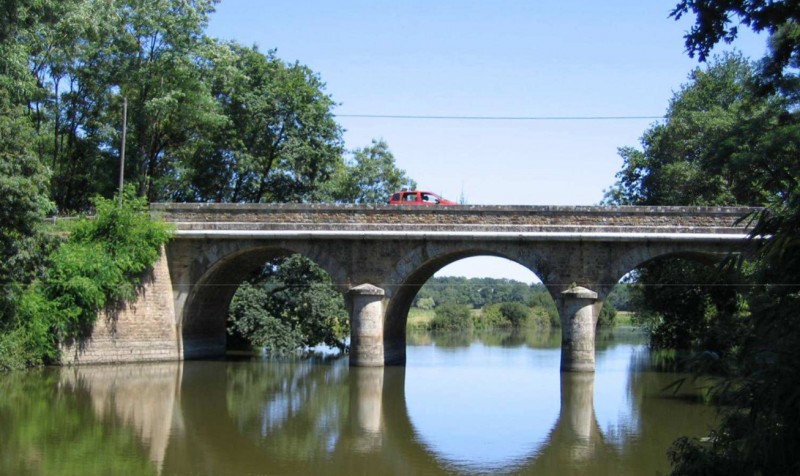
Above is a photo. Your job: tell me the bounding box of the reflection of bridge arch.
[60,351,712,475]
[180,362,614,474]
[55,336,714,474]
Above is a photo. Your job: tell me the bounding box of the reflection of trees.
[0,337,718,475]
[0,368,157,476]
[407,327,560,349]
[567,348,717,475]
[224,358,350,461]
[427,330,474,348]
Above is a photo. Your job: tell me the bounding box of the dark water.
[0,328,716,475]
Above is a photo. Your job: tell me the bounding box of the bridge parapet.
[151,203,758,236]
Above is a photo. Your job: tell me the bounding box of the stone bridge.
[63,203,757,371]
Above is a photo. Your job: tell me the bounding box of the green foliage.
[415,276,551,309]
[0,93,54,326]
[478,304,510,329]
[228,254,349,356]
[498,302,530,326]
[656,4,800,474]
[414,277,559,330]
[604,55,770,355]
[326,139,417,204]
[528,286,561,327]
[0,190,171,369]
[632,259,750,355]
[597,302,618,328]
[672,0,800,91]
[176,41,343,204]
[477,301,540,329]
[605,283,640,312]
[604,54,781,207]
[430,302,473,332]
[416,296,435,310]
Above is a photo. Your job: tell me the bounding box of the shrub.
[431,302,473,331]
[0,189,171,369]
[498,302,531,326]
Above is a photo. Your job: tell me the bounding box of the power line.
[334,113,666,121]
[177,282,799,288]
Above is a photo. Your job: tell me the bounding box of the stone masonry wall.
[151,203,758,235]
[61,248,179,365]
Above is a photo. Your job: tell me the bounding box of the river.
[0,328,715,475]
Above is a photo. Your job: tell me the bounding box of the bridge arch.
[599,242,739,300]
[172,240,349,359]
[382,242,552,364]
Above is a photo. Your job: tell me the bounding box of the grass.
[615,311,635,327]
[407,308,435,330]
[40,216,83,236]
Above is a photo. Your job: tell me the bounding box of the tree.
[604,53,783,207]
[15,0,224,210]
[0,95,53,327]
[0,0,57,334]
[672,0,800,92]
[327,139,416,204]
[176,41,344,203]
[228,255,349,356]
[664,3,800,474]
[604,55,774,356]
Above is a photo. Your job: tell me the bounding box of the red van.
[388,190,456,205]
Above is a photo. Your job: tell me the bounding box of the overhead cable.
[334,113,665,121]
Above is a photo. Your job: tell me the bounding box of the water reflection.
[0,330,715,475]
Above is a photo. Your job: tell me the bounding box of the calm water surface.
[0,329,716,475]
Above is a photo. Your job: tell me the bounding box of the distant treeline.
[412,276,638,329]
[414,277,548,310]
[415,276,636,311]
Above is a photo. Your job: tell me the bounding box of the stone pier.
[349,284,386,367]
[559,286,599,372]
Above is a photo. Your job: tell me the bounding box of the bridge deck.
[152,203,758,240]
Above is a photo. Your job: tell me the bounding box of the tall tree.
[672,0,800,92]
[0,1,56,323]
[20,0,224,210]
[664,2,800,474]
[604,53,783,207]
[107,0,222,202]
[327,139,416,204]
[176,41,344,203]
[604,55,774,355]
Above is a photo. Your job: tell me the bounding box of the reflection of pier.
[62,360,624,475]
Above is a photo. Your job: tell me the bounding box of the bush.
[431,302,473,331]
[416,297,435,310]
[0,189,171,369]
[597,302,617,328]
[476,304,505,329]
[498,302,530,326]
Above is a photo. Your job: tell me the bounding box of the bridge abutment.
[559,286,599,372]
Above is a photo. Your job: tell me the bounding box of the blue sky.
[206,1,766,283]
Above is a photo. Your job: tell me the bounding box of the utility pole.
[118,96,127,204]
